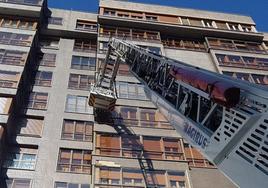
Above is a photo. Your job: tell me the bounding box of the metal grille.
[236,118,268,175]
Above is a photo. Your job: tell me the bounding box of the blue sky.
[48,0,268,32]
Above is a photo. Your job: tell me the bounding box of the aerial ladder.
[89,38,268,188]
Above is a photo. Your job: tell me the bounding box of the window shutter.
[18,117,43,136]
[100,135,120,149]
[123,169,143,179]
[100,167,120,179]
[168,171,185,181]
[0,97,12,114]
[143,137,161,151]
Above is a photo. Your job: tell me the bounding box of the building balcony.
[0,0,43,6]
[215,53,268,71]
[98,15,264,42]
[99,26,161,43]
[0,0,43,18]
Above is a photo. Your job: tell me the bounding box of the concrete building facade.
[0,0,267,188]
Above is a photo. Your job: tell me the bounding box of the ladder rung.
[102,79,110,83]
[103,75,112,79]
[106,65,113,69]
[107,62,115,66]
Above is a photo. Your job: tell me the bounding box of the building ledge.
[0,2,42,17]
[99,15,264,42]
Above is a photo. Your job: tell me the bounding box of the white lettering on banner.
[183,122,209,149]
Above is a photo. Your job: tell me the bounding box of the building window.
[73,40,97,53]
[223,71,252,82]
[114,106,172,129]
[0,97,12,115]
[216,53,268,70]
[143,137,163,159]
[34,71,53,87]
[234,72,252,82]
[121,135,142,158]
[5,178,31,188]
[215,21,228,30]
[146,171,166,187]
[4,146,38,170]
[116,82,148,100]
[55,182,90,188]
[0,70,20,88]
[40,38,59,49]
[48,17,63,25]
[168,172,186,188]
[100,26,116,37]
[118,106,137,120]
[97,166,120,185]
[162,38,206,51]
[223,71,268,85]
[184,143,214,168]
[139,108,168,128]
[16,116,43,137]
[96,133,184,161]
[57,148,91,174]
[68,74,94,90]
[95,166,187,187]
[251,74,268,85]
[131,29,146,40]
[228,23,240,31]
[28,92,48,110]
[130,12,143,19]
[98,41,109,54]
[189,18,203,27]
[76,20,97,32]
[0,49,27,66]
[0,17,37,30]
[117,12,129,18]
[71,56,96,71]
[62,119,93,142]
[0,32,32,46]
[122,168,144,186]
[180,17,190,25]
[103,9,116,16]
[203,20,214,28]
[145,15,158,21]
[65,95,91,114]
[39,53,56,67]
[241,24,254,32]
[96,134,121,157]
[207,38,266,54]
[163,138,184,160]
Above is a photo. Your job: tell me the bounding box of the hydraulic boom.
[89,38,268,188]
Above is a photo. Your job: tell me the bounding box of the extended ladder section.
[89,38,268,188]
[89,46,122,110]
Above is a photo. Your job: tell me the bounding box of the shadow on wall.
[95,108,165,187]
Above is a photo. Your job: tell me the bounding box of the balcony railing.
[99,30,161,43]
[109,118,174,130]
[162,39,206,51]
[0,0,43,6]
[0,80,17,88]
[217,55,268,70]
[207,38,267,54]
[96,147,185,161]
[73,45,97,53]
[0,38,32,46]
[0,56,25,66]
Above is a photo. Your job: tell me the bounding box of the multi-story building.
[0,0,267,187]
